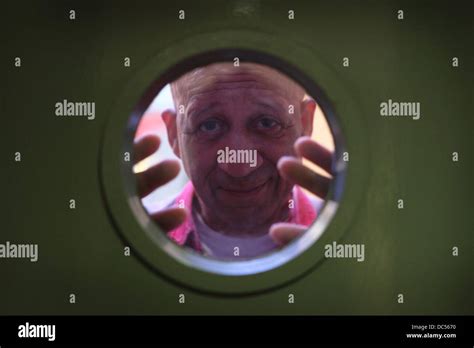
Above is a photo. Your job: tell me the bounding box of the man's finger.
[269,223,307,247]
[136,159,180,198]
[150,207,187,232]
[133,134,160,165]
[278,156,331,198]
[294,136,333,175]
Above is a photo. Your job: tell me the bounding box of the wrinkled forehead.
[170,62,306,108]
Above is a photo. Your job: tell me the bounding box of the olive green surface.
[1,0,472,315]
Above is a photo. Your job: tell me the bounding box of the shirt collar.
[167,181,317,249]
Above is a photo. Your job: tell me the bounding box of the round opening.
[123,49,347,276]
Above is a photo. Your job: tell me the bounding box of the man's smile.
[217,178,271,199]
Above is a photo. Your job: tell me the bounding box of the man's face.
[165,63,314,234]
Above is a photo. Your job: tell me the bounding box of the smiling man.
[134,62,333,259]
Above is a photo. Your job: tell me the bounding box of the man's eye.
[255,116,281,131]
[199,119,223,133]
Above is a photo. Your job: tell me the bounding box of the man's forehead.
[171,62,306,107]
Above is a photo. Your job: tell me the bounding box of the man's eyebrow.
[187,101,221,119]
[254,101,285,113]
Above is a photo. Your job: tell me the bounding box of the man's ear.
[162,109,181,158]
[300,98,316,137]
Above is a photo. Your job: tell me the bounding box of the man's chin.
[208,206,275,233]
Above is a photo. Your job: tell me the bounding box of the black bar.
[0,315,472,345]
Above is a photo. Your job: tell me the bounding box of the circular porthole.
[100,30,368,295]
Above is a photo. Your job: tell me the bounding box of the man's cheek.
[183,146,216,180]
[262,141,297,163]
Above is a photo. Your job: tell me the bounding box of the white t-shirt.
[192,207,279,259]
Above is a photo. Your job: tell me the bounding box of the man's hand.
[134,134,187,231]
[270,136,333,247]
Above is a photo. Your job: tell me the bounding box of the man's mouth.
[219,179,269,196]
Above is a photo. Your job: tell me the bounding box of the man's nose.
[217,153,263,177]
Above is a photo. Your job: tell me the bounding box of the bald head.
[170,62,307,111]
